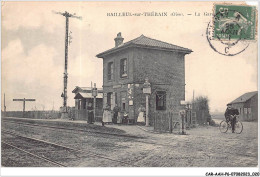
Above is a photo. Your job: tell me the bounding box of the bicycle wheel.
[235,121,243,134]
[219,120,228,133]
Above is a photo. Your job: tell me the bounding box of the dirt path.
[2,120,257,167]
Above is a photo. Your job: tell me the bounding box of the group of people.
[101,104,146,125]
[85,102,237,132]
[102,104,129,125]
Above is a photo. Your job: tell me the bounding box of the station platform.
[1,117,154,136]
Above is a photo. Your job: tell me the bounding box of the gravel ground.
[1,119,258,167]
[1,142,55,167]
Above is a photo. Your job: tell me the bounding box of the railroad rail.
[3,118,176,148]
[2,119,142,139]
[2,130,138,167]
[2,141,67,167]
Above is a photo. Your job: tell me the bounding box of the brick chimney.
[114,32,124,47]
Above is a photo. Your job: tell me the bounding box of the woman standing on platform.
[102,104,111,125]
[137,104,146,125]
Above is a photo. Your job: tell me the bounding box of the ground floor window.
[244,108,247,114]
[248,108,251,114]
[156,91,166,110]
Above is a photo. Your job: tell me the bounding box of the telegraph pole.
[13,98,36,117]
[143,78,151,126]
[192,90,195,103]
[4,93,6,117]
[53,11,82,118]
[92,83,97,122]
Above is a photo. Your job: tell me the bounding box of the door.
[120,91,127,112]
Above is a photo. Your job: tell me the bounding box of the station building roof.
[74,92,103,99]
[72,86,103,94]
[96,34,193,58]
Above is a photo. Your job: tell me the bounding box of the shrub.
[192,96,211,125]
[209,119,216,126]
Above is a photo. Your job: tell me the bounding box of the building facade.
[72,86,103,121]
[96,33,192,125]
[228,91,258,121]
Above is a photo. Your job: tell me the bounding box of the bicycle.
[219,115,243,134]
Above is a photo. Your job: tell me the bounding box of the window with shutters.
[156,91,166,110]
[120,58,127,78]
[107,62,113,80]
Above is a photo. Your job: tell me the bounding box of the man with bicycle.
[224,104,239,133]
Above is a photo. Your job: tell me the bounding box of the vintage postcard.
[1,1,259,176]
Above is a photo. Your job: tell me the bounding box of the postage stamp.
[206,4,257,56]
[213,4,257,41]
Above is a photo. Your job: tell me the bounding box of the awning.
[74,92,103,99]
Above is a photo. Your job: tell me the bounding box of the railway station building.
[96,33,192,125]
[228,91,258,121]
[72,86,103,121]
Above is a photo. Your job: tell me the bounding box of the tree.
[192,96,211,125]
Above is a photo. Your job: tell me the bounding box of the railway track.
[2,130,138,167]
[2,141,67,167]
[3,118,177,148]
[2,119,142,139]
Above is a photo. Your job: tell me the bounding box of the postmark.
[206,4,257,56]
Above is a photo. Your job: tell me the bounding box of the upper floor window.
[107,62,113,80]
[156,91,166,110]
[120,58,127,78]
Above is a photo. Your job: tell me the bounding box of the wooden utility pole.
[92,83,97,122]
[13,98,36,117]
[143,78,151,126]
[53,11,82,118]
[192,90,195,103]
[4,93,6,116]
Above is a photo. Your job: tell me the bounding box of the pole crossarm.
[52,11,82,20]
[13,98,36,114]
[13,99,36,101]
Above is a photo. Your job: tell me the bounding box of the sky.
[1,1,258,112]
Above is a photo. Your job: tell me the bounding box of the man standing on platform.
[87,102,94,124]
[113,104,120,124]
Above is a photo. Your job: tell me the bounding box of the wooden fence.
[153,111,197,133]
[153,112,181,133]
[74,109,103,122]
[3,111,61,119]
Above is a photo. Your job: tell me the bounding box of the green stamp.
[213,4,256,40]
